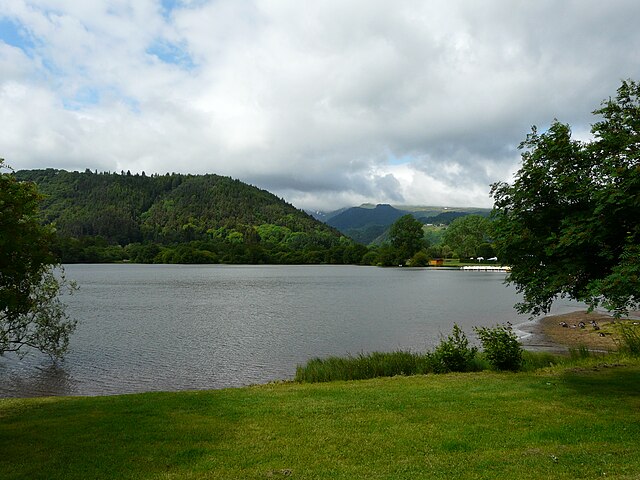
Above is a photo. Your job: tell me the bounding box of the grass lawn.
[2,359,640,479]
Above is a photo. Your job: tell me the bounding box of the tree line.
[15,168,496,266]
[14,169,369,265]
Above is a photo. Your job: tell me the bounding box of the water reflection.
[0,353,76,397]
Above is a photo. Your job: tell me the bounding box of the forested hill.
[14,169,363,264]
[324,204,491,245]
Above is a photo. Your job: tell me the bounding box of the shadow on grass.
[0,390,247,479]
[560,364,640,398]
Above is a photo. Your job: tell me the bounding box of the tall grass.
[296,322,640,384]
[295,331,633,384]
[296,324,491,382]
[295,351,433,383]
[617,323,640,356]
[520,350,560,371]
[568,344,592,360]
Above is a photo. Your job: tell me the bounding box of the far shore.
[519,309,640,354]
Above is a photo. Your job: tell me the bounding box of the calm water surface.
[0,264,581,397]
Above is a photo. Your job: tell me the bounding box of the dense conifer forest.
[15,169,367,264]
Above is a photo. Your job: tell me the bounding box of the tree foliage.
[1,163,56,317]
[14,169,366,265]
[491,79,640,317]
[388,214,426,262]
[1,160,76,358]
[442,214,491,258]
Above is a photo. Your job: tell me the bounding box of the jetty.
[460,265,511,272]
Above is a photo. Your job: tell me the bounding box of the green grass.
[2,358,640,479]
[294,351,435,383]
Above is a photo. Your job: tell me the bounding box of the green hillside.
[14,169,366,264]
[324,203,491,245]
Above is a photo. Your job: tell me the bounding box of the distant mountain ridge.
[327,204,407,230]
[317,203,491,245]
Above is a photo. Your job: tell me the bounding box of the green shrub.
[474,324,523,371]
[408,250,429,267]
[617,323,640,356]
[432,324,479,373]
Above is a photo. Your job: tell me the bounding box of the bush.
[432,324,478,373]
[617,323,640,356]
[474,324,523,371]
[408,250,429,267]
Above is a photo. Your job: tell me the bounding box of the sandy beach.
[518,310,640,354]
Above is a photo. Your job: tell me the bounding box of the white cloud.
[1,0,639,210]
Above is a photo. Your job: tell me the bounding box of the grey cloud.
[1,0,640,210]
[373,174,405,203]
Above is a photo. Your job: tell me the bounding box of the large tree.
[442,215,491,259]
[491,80,640,317]
[1,160,77,358]
[388,214,426,262]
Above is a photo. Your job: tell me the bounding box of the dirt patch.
[538,311,638,352]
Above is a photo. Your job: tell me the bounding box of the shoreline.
[518,310,640,354]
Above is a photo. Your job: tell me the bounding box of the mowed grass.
[2,360,640,479]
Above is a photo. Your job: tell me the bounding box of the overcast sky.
[1,1,639,211]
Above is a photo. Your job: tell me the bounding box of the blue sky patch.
[387,154,413,166]
[161,0,180,10]
[63,86,101,110]
[160,0,182,19]
[162,0,210,17]
[0,17,35,52]
[147,38,195,70]
[120,95,141,114]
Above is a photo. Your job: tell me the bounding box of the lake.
[0,264,581,397]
